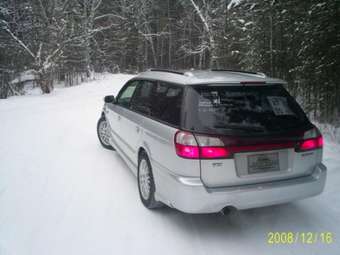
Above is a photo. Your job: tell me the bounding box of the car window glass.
[131,81,183,126]
[130,80,156,115]
[183,84,309,135]
[116,81,138,108]
[152,82,183,126]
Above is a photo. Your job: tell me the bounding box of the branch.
[61,0,72,12]
[90,24,118,33]
[139,31,170,38]
[94,13,127,21]
[179,43,209,56]
[1,24,35,59]
[36,43,43,66]
[93,0,102,11]
[39,47,63,73]
[188,0,210,33]
[38,0,49,25]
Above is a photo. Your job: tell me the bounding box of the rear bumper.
[154,163,327,213]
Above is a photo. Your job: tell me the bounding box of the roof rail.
[210,69,265,76]
[149,68,185,75]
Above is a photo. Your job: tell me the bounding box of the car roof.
[135,69,286,85]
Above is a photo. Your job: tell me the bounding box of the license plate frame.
[247,152,280,174]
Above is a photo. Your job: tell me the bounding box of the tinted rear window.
[130,80,183,126]
[183,84,310,135]
[152,82,183,126]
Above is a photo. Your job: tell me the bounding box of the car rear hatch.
[180,83,323,187]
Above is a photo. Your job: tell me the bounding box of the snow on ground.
[9,70,36,85]
[0,74,339,255]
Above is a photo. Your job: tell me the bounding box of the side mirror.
[104,95,115,104]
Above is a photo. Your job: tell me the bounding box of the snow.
[0,74,340,255]
[314,121,340,144]
[227,0,241,10]
[315,3,326,8]
[10,70,36,84]
[231,50,240,55]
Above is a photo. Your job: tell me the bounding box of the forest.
[0,0,339,124]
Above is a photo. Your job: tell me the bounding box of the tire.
[97,116,115,150]
[138,151,163,209]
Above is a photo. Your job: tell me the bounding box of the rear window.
[183,84,310,135]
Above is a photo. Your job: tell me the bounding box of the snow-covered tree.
[0,0,339,124]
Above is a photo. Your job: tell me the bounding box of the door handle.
[117,115,121,121]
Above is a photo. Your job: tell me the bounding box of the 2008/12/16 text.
[267,232,334,244]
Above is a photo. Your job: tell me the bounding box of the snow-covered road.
[1,74,339,255]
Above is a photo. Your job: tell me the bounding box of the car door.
[121,80,157,165]
[105,80,139,166]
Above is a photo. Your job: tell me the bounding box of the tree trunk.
[38,72,53,94]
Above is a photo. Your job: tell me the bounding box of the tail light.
[174,131,199,158]
[175,127,323,159]
[174,131,229,159]
[296,127,323,152]
[200,147,230,158]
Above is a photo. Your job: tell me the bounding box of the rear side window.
[131,80,183,126]
[130,80,155,116]
[183,84,309,135]
[152,82,183,126]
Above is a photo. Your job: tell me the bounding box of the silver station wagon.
[97,69,327,214]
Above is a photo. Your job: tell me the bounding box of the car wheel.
[97,116,114,150]
[138,151,163,209]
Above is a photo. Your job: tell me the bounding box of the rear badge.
[301,152,314,157]
[212,162,223,167]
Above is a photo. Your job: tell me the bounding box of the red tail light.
[298,136,323,151]
[174,131,199,159]
[317,136,324,147]
[175,127,323,159]
[200,147,230,158]
[175,143,199,158]
[296,127,323,152]
[174,131,229,159]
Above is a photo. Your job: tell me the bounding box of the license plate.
[248,153,280,174]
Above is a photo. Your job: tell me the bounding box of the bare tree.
[184,0,221,68]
